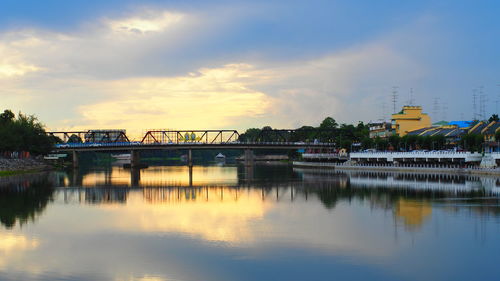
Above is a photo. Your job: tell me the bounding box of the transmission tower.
[472,89,478,120]
[432,98,440,121]
[479,86,487,120]
[381,101,387,121]
[391,86,399,113]
[441,102,448,121]
[496,84,500,114]
[407,88,415,105]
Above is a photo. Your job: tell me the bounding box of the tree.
[238,128,261,142]
[388,135,401,150]
[0,109,55,155]
[489,114,499,123]
[68,134,83,143]
[361,137,373,150]
[460,134,484,152]
[0,110,14,124]
[319,117,338,129]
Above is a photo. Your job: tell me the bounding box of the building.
[481,121,500,152]
[406,125,465,146]
[391,106,431,136]
[368,121,394,139]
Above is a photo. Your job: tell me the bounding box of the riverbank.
[0,158,52,176]
[292,161,500,176]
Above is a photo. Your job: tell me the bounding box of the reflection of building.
[395,199,432,230]
[391,106,431,136]
[368,121,394,139]
[85,188,128,204]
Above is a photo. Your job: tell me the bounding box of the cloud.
[106,11,185,35]
[0,6,426,133]
[73,63,272,137]
[0,43,41,78]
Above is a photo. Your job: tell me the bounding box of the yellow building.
[391,106,431,136]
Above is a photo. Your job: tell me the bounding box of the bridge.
[47,129,336,168]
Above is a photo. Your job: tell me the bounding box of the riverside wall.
[0,158,52,173]
[292,161,500,176]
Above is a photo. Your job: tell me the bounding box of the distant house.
[406,120,500,152]
[480,121,500,152]
[368,121,394,139]
[406,125,465,146]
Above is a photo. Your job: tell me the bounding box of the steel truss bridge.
[47,129,336,150]
[47,129,337,168]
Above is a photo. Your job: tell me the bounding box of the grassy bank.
[0,169,43,177]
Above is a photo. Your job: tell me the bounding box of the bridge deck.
[53,142,334,152]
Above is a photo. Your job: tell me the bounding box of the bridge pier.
[188,165,193,187]
[131,150,141,168]
[72,151,79,169]
[131,168,141,186]
[244,149,254,166]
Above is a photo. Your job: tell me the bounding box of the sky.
[0,0,499,138]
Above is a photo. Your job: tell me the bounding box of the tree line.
[0,109,56,155]
[239,116,500,152]
[238,117,370,150]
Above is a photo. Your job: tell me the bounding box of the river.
[0,163,499,281]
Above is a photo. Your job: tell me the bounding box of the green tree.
[0,110,55,155]
[488,114,499,122]
[361,137,374,150]
[68,134,83,143]
[319,117,338,129]
[0,110,14,124]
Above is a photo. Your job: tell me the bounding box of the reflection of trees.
[0,174,55,229]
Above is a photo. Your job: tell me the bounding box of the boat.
[215,153,226,161]
[112,153,131,161]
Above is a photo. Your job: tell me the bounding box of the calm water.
[1,164,500,281]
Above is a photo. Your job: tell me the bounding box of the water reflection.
[2,165,500,281]
[0,173,55,229]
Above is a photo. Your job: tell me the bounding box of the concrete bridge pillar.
[131,150,141,168]
[244,149,254,166]
[72,151,79,169]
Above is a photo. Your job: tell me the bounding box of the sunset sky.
[1,0,499,138]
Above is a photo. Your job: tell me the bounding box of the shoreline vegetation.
[0,109,56,176]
